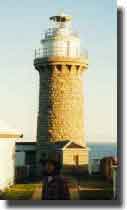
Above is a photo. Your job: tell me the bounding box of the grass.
[0,183,39,200]
[79,189,113,200]
[68,175,113,200]
[0,175,113,200]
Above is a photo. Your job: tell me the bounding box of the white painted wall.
[0,140,15,191]
[43,36,80,57]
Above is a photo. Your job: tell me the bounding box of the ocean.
[87,142,117,160]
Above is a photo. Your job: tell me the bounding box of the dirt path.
[31,175,113,200]
[32,184,42,200]
[67,176,80,200]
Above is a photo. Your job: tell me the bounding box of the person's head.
[45,160,55,174]
[43,159,61,176]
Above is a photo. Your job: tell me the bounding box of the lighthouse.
[34,13,89,172]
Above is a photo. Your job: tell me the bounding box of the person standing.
[41,159,70,200]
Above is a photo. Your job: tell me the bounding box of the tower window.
[56,65,61,71]
[66,65,71,71]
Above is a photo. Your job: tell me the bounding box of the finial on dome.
[50,11,72,22]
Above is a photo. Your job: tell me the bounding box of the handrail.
[41,27,79,39]
[34,47,88,59]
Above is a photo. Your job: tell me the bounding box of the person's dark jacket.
[42,175,70,200]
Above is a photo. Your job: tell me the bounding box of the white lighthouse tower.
[34,13,88,173]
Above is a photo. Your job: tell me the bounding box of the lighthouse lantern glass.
[36,14,87,58]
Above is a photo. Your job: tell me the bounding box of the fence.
[34,47,88,59]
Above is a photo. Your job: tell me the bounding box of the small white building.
[0,121,23,191]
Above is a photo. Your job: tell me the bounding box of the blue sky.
[0,0,117,142]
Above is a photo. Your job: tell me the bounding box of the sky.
[0,0,117,143]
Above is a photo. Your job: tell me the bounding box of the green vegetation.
[0,183,39,200]
[0,175,113,200]
[68,175,113,200]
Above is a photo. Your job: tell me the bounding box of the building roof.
[16,142,36,145]
[54,140,86,150]
[0,120,23,139]
[50,12,72,22]
[67,142,86,149]
[54,140,70,149]
[16,140,86,149]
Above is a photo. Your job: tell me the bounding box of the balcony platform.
[34,56,88,70]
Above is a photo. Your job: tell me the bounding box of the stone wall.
[48,64,85,145]
[34,57,88,163]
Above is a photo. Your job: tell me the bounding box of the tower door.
[73,155,79,166]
